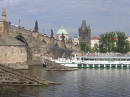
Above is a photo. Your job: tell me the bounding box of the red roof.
[91,36,118,41]
[114,38,118,41]
[91,36,99,40]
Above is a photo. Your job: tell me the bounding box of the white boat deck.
[51,55,130,68]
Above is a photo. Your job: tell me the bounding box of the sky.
[0,0,130,37]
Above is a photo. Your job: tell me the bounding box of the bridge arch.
[42,39,47,44]
[15,34,32,61]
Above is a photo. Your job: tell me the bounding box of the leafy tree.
[61,33,65,42]
[92,43,99,52]
[86,45,91,52]
[124,40,130,53]
[116,32,130,53]
[80,42,91,52]
[99,34,107,53]
[99,32,116,53]
[99,31,130,53]
[80,43,86,52]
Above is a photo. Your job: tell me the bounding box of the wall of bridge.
[0,46,27,64]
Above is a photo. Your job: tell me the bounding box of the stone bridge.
[9,25,80,51]
[8,24,82,60]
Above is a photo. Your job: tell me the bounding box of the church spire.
[34,20,38,32]
[2,8,6,21]
[81,19,87,30]
[88,24,91,32]
[50,29,54,38]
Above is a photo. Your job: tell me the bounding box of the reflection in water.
[0,86,40,97]
[1,66,130,97]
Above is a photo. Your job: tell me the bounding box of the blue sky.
[0,0,130,37]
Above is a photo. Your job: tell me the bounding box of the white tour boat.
[51,54,130,68]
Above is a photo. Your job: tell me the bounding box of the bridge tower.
[0,8,9,36]
[79,20,91,46]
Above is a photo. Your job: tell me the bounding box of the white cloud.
[0,0,22,6]
[26,9,39,13]
[8,0,21,4]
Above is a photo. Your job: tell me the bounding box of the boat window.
[78,64,82,68]
[84,58,89,60]
[80,57,130,61]
[83,64,87,67]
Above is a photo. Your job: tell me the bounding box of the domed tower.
[79,20,91,46]
[56,26,69,41]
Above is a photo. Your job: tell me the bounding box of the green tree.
[92,43,99,52]
[80,43,86,52]
[124,41,130,53]
[116,32,130,53]
[61,33,65,42]
[99,34,106,53]
[80,42,91,52]
[99,31,130,53]
[99,32,116,53]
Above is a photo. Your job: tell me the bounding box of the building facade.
[72,36,79,46]
[127,36,130,43]
[56,26,69,41]
[79,20,91,46]
[91,36,99,48]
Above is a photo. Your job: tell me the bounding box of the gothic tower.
[0,8,9,36]
[34,20,39,32]
[79,20,91,46]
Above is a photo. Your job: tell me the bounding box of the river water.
[1,66,130,97]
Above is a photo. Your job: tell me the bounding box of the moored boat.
[51,54,130,68]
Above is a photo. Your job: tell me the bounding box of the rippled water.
[1,66,130,97]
